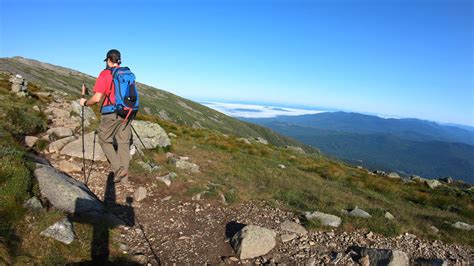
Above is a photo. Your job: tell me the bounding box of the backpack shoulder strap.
[99,68,117,112]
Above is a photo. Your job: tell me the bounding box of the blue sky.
[1,0,473,126]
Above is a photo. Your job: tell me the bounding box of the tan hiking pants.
[98,113,132,176]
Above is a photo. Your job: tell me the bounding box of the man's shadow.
[73,173,136,265]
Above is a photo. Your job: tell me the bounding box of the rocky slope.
[0,56,313,150]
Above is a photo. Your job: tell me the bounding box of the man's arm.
[80,92,103,106]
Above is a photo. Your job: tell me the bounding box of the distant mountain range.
[242,112,474,183]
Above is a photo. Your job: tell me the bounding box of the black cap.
[104,49,121,63]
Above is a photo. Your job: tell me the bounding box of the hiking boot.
[113,168,129,183]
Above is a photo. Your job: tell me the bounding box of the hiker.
[80,49,138,184]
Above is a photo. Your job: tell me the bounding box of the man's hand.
[80,98,87,107]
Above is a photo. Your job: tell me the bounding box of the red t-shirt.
[93,68,119,106]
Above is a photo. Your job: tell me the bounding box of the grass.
[0,73,130,264]
[137,118,474,246]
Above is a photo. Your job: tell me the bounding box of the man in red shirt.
[79,49,131,184]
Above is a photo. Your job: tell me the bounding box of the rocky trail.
[21,91,474,265]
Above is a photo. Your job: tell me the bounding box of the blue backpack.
[101,67,139,121]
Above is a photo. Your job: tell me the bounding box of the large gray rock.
[70,100,97,123]
[451,221,473,231]
[285,145,305,154]
[425,179,441,189]
[59,161,82,173]
[169,157,200,173]
[343,207,372,218]
[49,136,76,153]
[280,220,307,235]
[387,172,400,179]
[60,132,106,161]
[23,196,43,211]
[131,120,171,150]
[34,164,122,225]
[40,217,75,244]
[305,211,342,227]
[230,225,276,259]
[47,127,74,138]
[255,137,268,145]
[354,247,409,266]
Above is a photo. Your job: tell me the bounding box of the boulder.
[451,221,473,231]
[281,233,297,243]
[411,175,427,183]
[285,145,305,154]
[384,211,395,220]
[134,187,147,202]
[255,137,268,145]
[60,132,106,161]
[169,157,200,173]
[49,136,76,153]
[137,161,160,172]
[280,220,307,235]
[40,217,75,244]
[25,136,38,148]
[34,163,122,225]
[439,176,453,184]
[354,247,409,266]
[230,225,276,259]
[47,127,74,138]
[425,179,441,189]
[343,207,372,218]
[387,172,400,179]
[156,172,177,187]
[9,74,28,97]
[70,100,97,123]
[23,196,43,211]
[237,138,251,145]
[59,161,82,173]
[305,211,342,227]
[131,120,171,150]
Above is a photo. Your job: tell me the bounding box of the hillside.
[243,112,474,183]
[0,56,311,150]
[0,62,473,264]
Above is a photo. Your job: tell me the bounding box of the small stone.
[345,207,372,218]
[384,211,395,220]
[134,187,147,202]
[25,136,39,148]
[47,127,74,138]
[23,196,43,211]
[305,211,342,227]
[280,220,307,235]
[40,217,75,244]
[156,172,177,187]
[278,164,286,169]
[281,233,297,243]
[451,221,473,231]
[425,179,441,189]
[429,226,439,234]
[59,161,82,173]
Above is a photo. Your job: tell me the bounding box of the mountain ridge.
[0,56,314,152]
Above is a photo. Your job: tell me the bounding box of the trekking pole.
[130,123,158,169]
[81,83,88,184]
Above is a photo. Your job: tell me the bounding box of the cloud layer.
[201,101,326,118]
